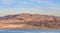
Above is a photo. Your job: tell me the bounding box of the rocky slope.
[0,13,60,29]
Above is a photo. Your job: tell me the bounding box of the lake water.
[0,28,60,33]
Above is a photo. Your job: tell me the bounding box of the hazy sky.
[0,0,60,16]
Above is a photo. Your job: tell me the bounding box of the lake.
[0,28,60,33]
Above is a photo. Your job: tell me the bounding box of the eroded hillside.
[0,13,60,29]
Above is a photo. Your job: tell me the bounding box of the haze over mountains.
[0,13,60,29]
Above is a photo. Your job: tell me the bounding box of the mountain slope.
[0,13,60,29]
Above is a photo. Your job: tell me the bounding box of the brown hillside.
[0,13,60,29]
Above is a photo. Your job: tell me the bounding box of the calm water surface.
[0,28,60,33]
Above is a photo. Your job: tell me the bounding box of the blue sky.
[0,0,60,16]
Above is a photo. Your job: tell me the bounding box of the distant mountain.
[0,13,60,29]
